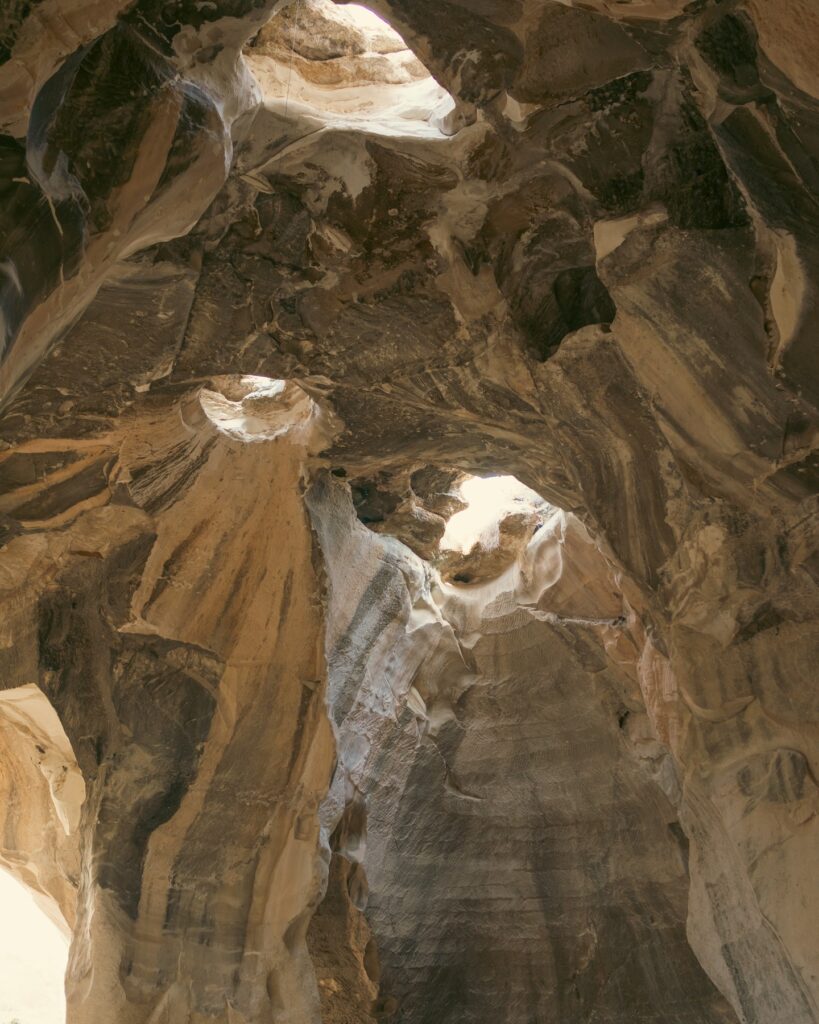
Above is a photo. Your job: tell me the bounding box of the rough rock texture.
[0,1,818,1023]
[309,477,740,1024]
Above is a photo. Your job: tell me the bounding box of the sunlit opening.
[0,870,67,1024]
[336,3,404,37]
[441,475,548,554]
[245,0,456,136]
[196,375,330,447]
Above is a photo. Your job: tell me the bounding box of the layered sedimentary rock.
[0,0,818,1022]
[309,477,737,1024]
[1,378,338,1022]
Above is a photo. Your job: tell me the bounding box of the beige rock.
[0,0,817,1021]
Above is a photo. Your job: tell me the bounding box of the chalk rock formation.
[0,1,817,1023]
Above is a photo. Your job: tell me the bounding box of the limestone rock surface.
[0,1,817,1023]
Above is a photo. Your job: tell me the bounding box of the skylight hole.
[440,474,550,555]
[333,3,407,42]
[245,0,457,136]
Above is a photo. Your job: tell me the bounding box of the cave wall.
[0,0,818,1022]
[1,380,337,1022]
[308,475,742,1024]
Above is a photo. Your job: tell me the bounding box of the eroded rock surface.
[0,0,817,1022]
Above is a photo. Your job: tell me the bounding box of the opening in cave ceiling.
[350,467,556,586]
[441,474,550,556]
[244,0,457,136]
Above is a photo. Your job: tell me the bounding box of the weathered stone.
[0,1,817,1022]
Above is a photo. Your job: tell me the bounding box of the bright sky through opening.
[441,475,547,553]
[0,869,67,1024]
[342,3,399,35]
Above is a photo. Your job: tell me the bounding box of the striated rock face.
[309,477,738,1024]
[0,1,818,1023]
[1,378,338,1022]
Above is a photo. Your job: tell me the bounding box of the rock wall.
[308,475,740,1024]
[0,0,817,1022]
[1,379,337,1022]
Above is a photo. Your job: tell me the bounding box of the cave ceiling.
[0,0,817,1022]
